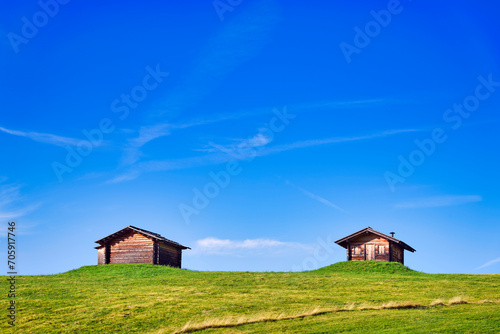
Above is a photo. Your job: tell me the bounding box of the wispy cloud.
[131,98,394,149]
[110,127,420,183]
[0,183,40,235]
[0,204,40,219]
[112,124,276,182]
[395,195,482,209]
[261,129,421,155]
[153,0,281,119]
[119,0,282,165]
[0,126,82,147]
[475,257,500,270]
[286,180,347,213]
[205,131,273,159]
[121,84,400,167]
[0,184,40,218]
[129,124,171,147]
[191,237,311,256]
[120,115,273,166]
[108,154,232,184]
[120,124,172,165]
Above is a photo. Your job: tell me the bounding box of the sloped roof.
[335,227,415,252]
[94,225,190,249]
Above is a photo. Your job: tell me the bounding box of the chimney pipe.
[390,232,395,237]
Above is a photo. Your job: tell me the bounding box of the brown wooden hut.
[95,225,190,267]
[335,227,415,265]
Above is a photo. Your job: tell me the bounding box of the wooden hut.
[335,227,415,265]
[94,225,190,268]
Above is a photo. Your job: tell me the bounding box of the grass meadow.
[2,261,499,333]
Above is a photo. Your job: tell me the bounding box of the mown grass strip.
[171,297,500,334]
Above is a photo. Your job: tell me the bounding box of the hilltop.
[310,260,420,274]
[2,262,499,333]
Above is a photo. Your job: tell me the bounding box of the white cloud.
[198,237,286,249]
[286,180,347,213]
[191,237,311,256]
[0,126,82,147]
[395,195,482,209]
[247,132,272,147]
[475,257,500,270]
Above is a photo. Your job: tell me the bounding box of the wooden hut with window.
[95,225,190,268]
[335,227,415,265]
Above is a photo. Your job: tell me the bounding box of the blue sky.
[1,0,499,275]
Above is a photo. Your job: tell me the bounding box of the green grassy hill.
[2,262,499,333]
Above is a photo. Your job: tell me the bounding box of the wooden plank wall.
[348,234,390,262]
[97,246,106,265]
[158,242,181,267]
[109,231,154,264]
[391,243,404,264]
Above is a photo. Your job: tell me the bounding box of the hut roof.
[335,227,416,252]
[94,225,190,250]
